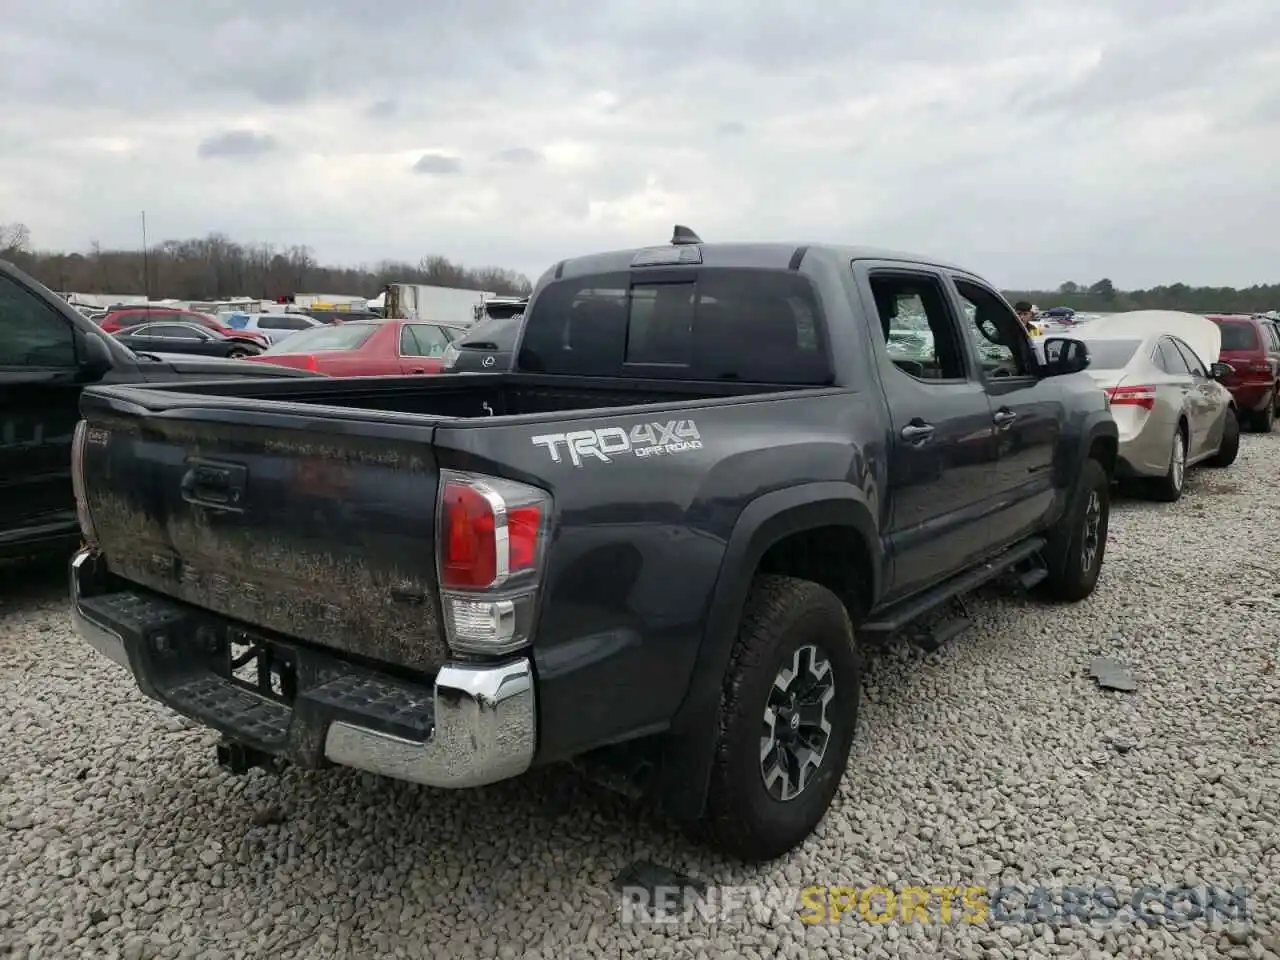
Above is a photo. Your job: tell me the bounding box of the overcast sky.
[1,0,1277,289]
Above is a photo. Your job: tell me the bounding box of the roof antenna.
[671,224,702,245]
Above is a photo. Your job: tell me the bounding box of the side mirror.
[1209,361,1234,381]
[1041,337,1091,376]
[76,329,114,380]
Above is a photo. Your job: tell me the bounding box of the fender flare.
[1079,412,1119,475]
[1056,412,1118,488]
[657,481,882,819]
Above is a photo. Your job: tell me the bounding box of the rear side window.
[1217,321,1258,350]
[259,315,314,330]
[517,269,830,382]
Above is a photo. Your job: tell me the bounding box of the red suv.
[1206,314,1280,432]
[101,308,269,348]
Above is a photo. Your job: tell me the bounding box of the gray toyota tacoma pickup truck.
[68,228,1117,861]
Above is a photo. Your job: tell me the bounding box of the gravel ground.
[3,435,1279,960]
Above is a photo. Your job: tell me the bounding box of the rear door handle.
[408,368,425,374]
[900,422,935,443]
[993,409,1018,427]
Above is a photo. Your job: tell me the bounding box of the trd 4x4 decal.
[531,419,702,467]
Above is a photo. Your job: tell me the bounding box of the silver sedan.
[1065,331,1239,501]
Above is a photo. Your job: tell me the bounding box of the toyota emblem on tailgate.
[482,355,495,367]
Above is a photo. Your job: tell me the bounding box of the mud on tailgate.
[79,412,450,674]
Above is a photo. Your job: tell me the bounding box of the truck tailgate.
[77,393,450,674]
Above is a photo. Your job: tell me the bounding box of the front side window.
[952,279,1034,377]
[0,275,76,367]
[1154,339,1190,375]
[1171,338,1206,376]
[868,273,966,380]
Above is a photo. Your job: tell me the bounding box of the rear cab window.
[1083,339,1142,369]
[517,268,831,383]
[1217,321,1259,351]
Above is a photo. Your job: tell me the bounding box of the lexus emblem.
[482,355,495,367]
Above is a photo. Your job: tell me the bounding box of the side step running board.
[861,537,1048,638]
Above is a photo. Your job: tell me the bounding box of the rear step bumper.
[69,548,536,789]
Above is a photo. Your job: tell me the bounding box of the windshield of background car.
[1078,338,1142,369]
[517,268,831,383]
[305,310,376,324]
[263,323,378,353]
[461,315,521,350]
[1216,321,1259,351]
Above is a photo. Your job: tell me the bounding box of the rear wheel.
[1148,424,1187,502]
[691,575,861,862]
[1207,411,1240,467]
[1040,457,1110,601]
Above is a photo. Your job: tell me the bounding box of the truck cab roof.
[547,234,970,283]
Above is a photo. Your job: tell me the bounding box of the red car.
[1206,314,1280,432]
[241,319,466,376]
[101,308,271,348]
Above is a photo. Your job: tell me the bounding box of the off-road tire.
[1148,422,1188,503]
[690,575,861,862]
[1206,412,1240,467]
[1040,457,1110,602]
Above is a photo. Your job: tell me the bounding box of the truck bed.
[87,371,803,422]
[75,372,824,679]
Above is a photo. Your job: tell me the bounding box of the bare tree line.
[5,222,1276,314]
[0,223,533,300]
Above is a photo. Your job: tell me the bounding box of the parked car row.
[1046,310,1242,502]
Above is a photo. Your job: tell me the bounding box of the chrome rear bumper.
[70,547,536,789]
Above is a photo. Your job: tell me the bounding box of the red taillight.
[1104,385,1156,410]
[437,472,551,654]
[440,481,544,588]
[507,507,541,569]
[300,354,319,372]
[442,483,500,588]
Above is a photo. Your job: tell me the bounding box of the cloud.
[196,130,278,160]
[413,153,463,175]
[1,0,1279,288]
[491,146,543,165]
